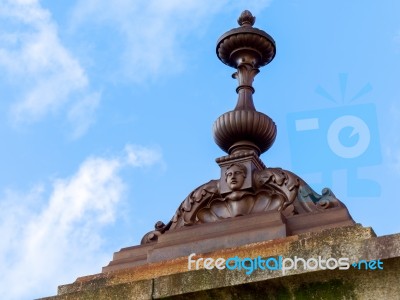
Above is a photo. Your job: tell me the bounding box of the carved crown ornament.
[140,10,354,245]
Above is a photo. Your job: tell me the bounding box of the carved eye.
[227,172,233,177]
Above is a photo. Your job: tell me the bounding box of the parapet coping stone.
[38,224,400,299]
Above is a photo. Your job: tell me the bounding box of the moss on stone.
[293,279,355,300]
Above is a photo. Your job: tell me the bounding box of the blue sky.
[1,1,400,299]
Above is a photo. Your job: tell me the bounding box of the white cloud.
[125,144,163,167]
[70,0,273,83]
[0,144,163,300]
[67,91,101,139]
[0,0,272,132]
[0,0,98,136]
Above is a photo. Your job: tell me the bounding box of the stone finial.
[238,10,256,27]
[214,9,277,155]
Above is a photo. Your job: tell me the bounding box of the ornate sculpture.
[225,163,247,190]
[141,167,348,244]
[140,10,353,245]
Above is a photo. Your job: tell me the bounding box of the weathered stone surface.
[106,207,354,272]
[39,279,152,300]
[159,258,399,300]
[38,225,400,300]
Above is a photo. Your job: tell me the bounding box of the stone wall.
[39,225,400,300]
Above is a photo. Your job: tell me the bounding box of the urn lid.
[216,10,276,69]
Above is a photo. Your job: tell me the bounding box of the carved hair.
[225,163,247,178]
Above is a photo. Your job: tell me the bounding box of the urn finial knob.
[238,10,256,27]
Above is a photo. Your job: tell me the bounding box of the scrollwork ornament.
[140,221,171,244]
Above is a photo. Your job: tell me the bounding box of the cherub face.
[225,165,246,191]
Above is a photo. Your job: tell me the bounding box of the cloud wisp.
[0,0,272,135]
[0,0,99,137]
[0,144,163,300]
[70,0,273,83]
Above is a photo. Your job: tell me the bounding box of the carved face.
[225,165,246,191]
